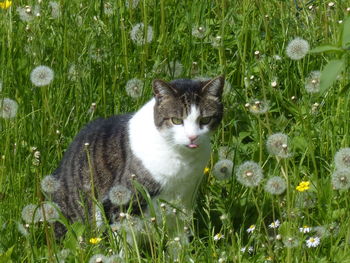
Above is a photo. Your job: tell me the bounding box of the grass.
[0,0,350,262]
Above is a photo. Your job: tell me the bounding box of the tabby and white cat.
[51,76,224,239]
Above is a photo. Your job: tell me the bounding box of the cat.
[50,76,224,241]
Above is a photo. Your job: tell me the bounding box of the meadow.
[0,0,350,262]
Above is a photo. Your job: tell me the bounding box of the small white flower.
[213,233,224,241]
[306,236,320,248]
[240,246,254,254]
[246,224,256,233]
[268,219,280,229]
[299,225,312,233]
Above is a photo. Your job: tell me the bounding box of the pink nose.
[188,135,198,142]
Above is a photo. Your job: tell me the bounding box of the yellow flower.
[296,181,310,192]
[0,0,12,9]
[89,237,102,244]
[204,167,210,174]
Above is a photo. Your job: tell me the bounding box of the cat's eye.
[200,116,212,125]
[171,117,183,125]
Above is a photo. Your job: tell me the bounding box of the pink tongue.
[188,143,198,148]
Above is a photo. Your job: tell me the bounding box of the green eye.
[200,116,212,125]
[171,117,183,125]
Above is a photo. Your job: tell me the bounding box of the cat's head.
[152,76,224,150]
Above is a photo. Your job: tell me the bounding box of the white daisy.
[306,236,320,248]
[268,219,280,229]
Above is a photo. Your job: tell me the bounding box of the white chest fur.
[128,99,211,208]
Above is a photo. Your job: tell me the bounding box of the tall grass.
[0,0,350,262]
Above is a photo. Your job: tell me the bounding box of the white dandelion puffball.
[305,71,321,94]
[125,78,144,98]
[213,159,233,180]
[266,133,292,158]
[41,175,60,194]
[192,26,207,39]
[334,148,350,170]
[286,37,309,60]
[264,176,287,195]
[49,1,61,19]
[236,161,264,187]
[130,23,153,45]
[0,98,18,119]
[30,65,54,87]
[21,204,41,224]
[109,185,132,206]
[39,202,60,222]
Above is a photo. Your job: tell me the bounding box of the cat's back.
[54,114,132,188]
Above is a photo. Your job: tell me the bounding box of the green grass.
[1,0,350,262]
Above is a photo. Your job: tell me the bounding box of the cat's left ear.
[201,76,225,99]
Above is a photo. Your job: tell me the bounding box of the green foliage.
[1,0,350,262]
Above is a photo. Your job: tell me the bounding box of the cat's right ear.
[152,79,177,101]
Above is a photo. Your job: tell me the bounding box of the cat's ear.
[152,79,178,100]
[201,76,225,99]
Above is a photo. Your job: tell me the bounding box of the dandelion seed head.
[313,226,330,238]
[125,0,140,9]
[296,192,317,208]
[283,236,299,248]
[109,185,132,206]
[334,148,350,169]
[68,64,79,81]
[223,81,232,96]
[40,202,59,222]
[264,176,287,195]
[130,23,153,45]
[247,99,269,115]
[21,204,40,224]
[211,35,223,48]
[236,161,263,187]
[218,146,234,160]
[0,98,18,119]
[30,65,54,87]
[305,71,321,93]
[286,37,309,60]
[331,169,350,190]
[88,254,108,263]
[164,60,183,78]
[192,25,207,39]
[16,5,40,22]
[107,255,124,263]
[17,222,29,237]
[41,175,60,194]
[213,159,233,180]
[266,133,291,158]
[125,78,143,98]
[49,1,61,19]
[103,2,114,16]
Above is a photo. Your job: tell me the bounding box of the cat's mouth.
[186,143,199,149]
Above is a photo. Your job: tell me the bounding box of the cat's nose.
[188,135,198,142]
